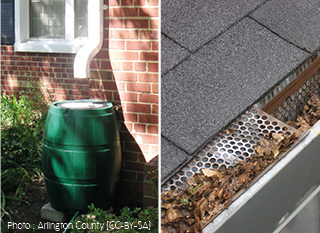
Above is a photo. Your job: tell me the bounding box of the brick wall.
[1,0,159,208]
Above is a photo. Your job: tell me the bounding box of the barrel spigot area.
[41,99,122,217]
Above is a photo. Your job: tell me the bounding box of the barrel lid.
[57,102,106,109]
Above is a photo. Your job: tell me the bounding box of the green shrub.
[1,78,53,171]
[1,78,54,230]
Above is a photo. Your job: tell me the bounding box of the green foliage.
[1,78,53,171]
[70,204,158,233]
[145,168,158,194]
[1,78,54,230]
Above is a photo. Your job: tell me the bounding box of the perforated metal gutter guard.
[162,54,320,232]
[202,54,320,233]
[203,121,320,233]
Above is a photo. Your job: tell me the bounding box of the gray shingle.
[161,34,190,75]
[161,17,309,155]
[161,137,189,181]
[161,0,265,52]
[250,0,320,52]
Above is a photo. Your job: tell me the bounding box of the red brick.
[125,141,141,152]
[7,66,17,70]
[89,90,111,100]
[76,79,89,85]
[66,69,73,74]
[125,161,145,171]
[124,19,149,29]
[120,132,134,142]
[113,51,139,60]
[30,66,41,72]
[134,124,146,133]
[64,79,76,84]
[121,0,133,5]
[139,7,158,17]
[126,41,151,50]
[30,57,41,61]
[122,151,138,162]
[101,81,118,90]
[94,49,110,59]
[56,89,68,94]
[53,68,65,73]
[126,82,151,93]
[139,93,158,103]
[113,7,138,17]
[90,60,99,69]
[114,72,137,81]
[141,134,158,144]
[43,57,55,62]
[122,122,133,132]
[113,29,139,39]
[146,0,158,6]
[19,56,31,61]
[126,103,150,113]
[147,125,158,134]
[56,58,67,63]
[139,73,158,82]
[140,51,158,61]
[119,92,138,102]
[109,19,123,28]
[18,66,28,71]
[140,30,158,39]
[16,61,26,66]
[147,62,158,72]
[69,90,83,95]
[152,104,158,114]
[3,45,14,51]
[109,40,125,49]
[123,112,138,122]
[109,0,120,7]
[100,60,112,70]
[139,114,158,124]
[122,61,133,71]
[115,82,125,91]
[135,62,147,71]
[134,0,146,5]
[41,67,52,72]
[152,41,158,50]
[152,83,158,93]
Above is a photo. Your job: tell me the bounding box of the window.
[14,0,89,53]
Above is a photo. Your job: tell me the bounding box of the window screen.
[30,0,65,39]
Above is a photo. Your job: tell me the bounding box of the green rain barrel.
[42,100,121,214]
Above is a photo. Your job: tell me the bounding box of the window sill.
[14,38,88,54]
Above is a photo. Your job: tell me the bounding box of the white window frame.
[14,0,90,53]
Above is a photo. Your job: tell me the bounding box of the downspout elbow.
[74,0,103,79]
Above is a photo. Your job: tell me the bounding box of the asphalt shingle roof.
[161,0,320,181]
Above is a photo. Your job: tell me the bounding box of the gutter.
[74,0,103,79]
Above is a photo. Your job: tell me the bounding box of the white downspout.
[74,0,103,79]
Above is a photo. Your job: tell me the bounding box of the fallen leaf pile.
[286,92,320,131]
[161,132,299,233]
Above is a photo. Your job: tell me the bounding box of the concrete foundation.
[40,203,72,222]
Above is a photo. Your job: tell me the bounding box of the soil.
[4,179,64,233]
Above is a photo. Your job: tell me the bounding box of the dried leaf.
[167,208,184,222]
[202,168,222,181]
[161,226,178,233]
[186,177,198,187]
[254,145,266,157]
[179,222,192,233]
[161,190,183,202]
[291,131,300,139]
[271,133,284,145]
